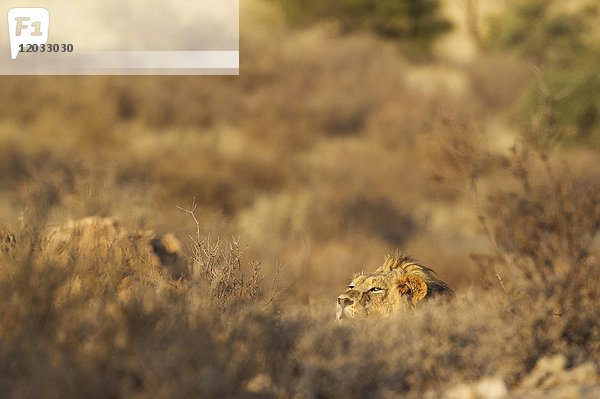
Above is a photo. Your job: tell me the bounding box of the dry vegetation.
[0,1,598,397]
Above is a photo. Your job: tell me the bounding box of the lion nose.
[337,295,354,308]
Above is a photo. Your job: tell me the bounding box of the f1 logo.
[7,8,50,60]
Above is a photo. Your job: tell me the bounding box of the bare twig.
[495,272,507,293]
[176,197,201,245]
[178,198,276,312]
[263,261,288,308]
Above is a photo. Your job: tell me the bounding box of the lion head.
[5,217,186,279]
[336,253,452,320]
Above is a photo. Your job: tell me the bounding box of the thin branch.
[263,261,289,308]
[176,197,201,244]
[495,272,507,293]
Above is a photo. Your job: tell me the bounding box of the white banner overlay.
[1,1,239,75]
[8,8,50,60]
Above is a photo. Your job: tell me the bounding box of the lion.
[336,252,453,320]
[2,217,186,279]
[46,216,187,279]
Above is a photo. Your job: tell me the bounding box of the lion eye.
[348,284,355,289]
[369,287,384,293]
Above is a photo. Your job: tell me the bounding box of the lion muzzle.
[336,291,360,321]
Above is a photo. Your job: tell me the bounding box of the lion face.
[336,270,426,321]
[336,253,450,321]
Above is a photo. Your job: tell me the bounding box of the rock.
[445,377,507,399]
[246,373,273,395]
[474,377,509,399]
[521,354,568,389]
[520,354,598,390]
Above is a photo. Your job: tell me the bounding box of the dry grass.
[1,191,597,398]
[0,2,599,397]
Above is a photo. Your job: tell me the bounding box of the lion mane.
[336,252,453,320]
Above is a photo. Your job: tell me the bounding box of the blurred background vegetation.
[271,0,452,51]
[0,1,599,395]
[483,0,600,145]
[1,0,599,294]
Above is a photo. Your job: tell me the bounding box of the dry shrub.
[443,101,600,366]
[291,298,544,398]
[473,145,600,363]
[0,218,270,398]
[1,177,598,398]
[179,199,269,313]
[467,53,531,112]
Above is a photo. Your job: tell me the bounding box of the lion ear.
[397,275,428,305]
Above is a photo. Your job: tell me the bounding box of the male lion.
[1,217,186,279]
[46,216,186,279]
[336,253,452,320]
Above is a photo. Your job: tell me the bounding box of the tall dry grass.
[1,123,598,397]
